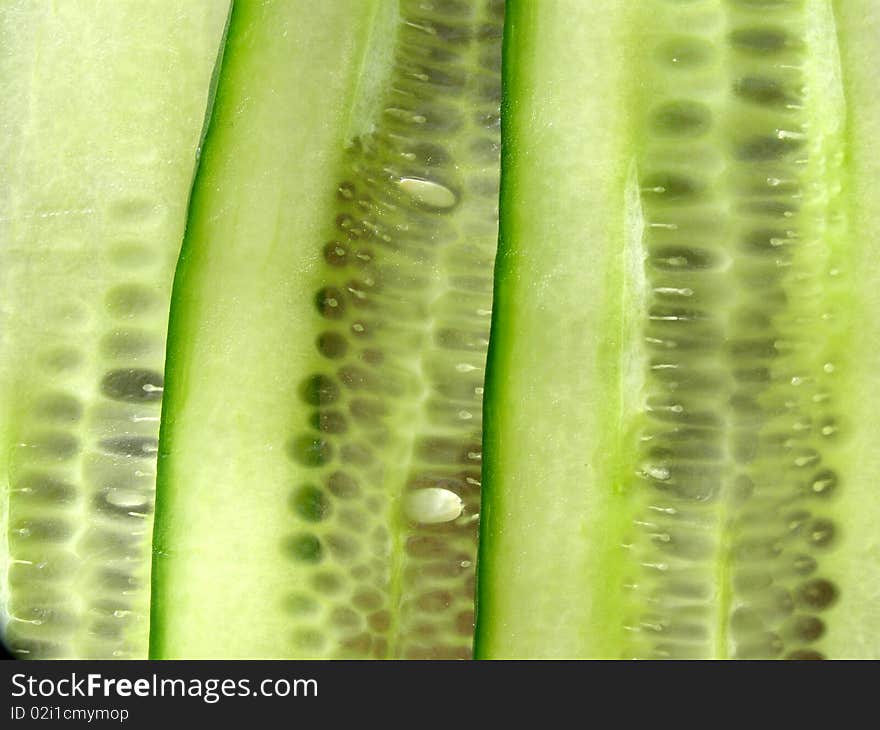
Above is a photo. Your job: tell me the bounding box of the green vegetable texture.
[0,1,229,658]
[476,0,880,659]
[4,0,880,662]
[149,0,502,659]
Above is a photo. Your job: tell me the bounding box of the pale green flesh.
[151,0,502,659]
[0,2,229,658]
[477,0,880,659]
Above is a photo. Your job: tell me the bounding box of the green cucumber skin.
[474,0,518,662]
[148,0,371,659]
[147,1,236,660]
[476,0,636,659]
[477,0,880,659]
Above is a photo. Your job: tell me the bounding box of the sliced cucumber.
[0,1,229,659]
[150,0,502,659]
[477,0,880,659]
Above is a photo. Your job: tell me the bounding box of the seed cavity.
[340,442,373,466]
[349,397,387,424]
[41,347,83,373]
[641,172,705,200]
[21,431,80,462]
[729,26,792,54]
[99,437,159,458]
[327,471,360,499]
[650,246,720,271]
[12,518,74,543]
[331,606,362,629]
[338,365,374,390]
[100,369,164,403]
[312,410,348,434]
[792,554,817,575]
[734,76,794,107]
[93,487,151,516]
[416,590,453,613]
[808,469,837,497]
[734,632,784,659]
[288,435,333,467]
[652,100,712,136]
[312,572,344,595]
[796,579,837,610]
[323,242,349,267]
[789,615,824,642]
[315,287,346,319]
[806,519,835,548]
[291,485,330,522]
[100,329,159,359]
[326,533,360,561]
[735,133,802,162]
[13,473,77,504]
[286,533,323,563]
[317,332,348,359]
[105,284,160,318]
[743,228,792,254]
[34,393,83,423]
[285,593,319,615]
[731,608,763,637]
[299,374,339,406]
[407,141,451,167]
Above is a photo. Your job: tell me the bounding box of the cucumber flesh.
[477,0,880,659]
[0,1,229,659]
[150,0,501,659]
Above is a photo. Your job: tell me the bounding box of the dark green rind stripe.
[473,0,523,661]
[148,0,236,661]
[476,0,637,658]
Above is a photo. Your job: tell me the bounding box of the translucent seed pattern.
[281,0,501,658]
[2,5,221,658]
[6,259,169,659]
[622,0,844,659]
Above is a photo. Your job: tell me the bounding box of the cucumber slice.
[0,1,229,659]
[150,0,501,659]
[477,0,880,659]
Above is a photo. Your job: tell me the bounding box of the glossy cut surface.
[151,0,503,659]
[477,0,880,659]
[0,0,229,658]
